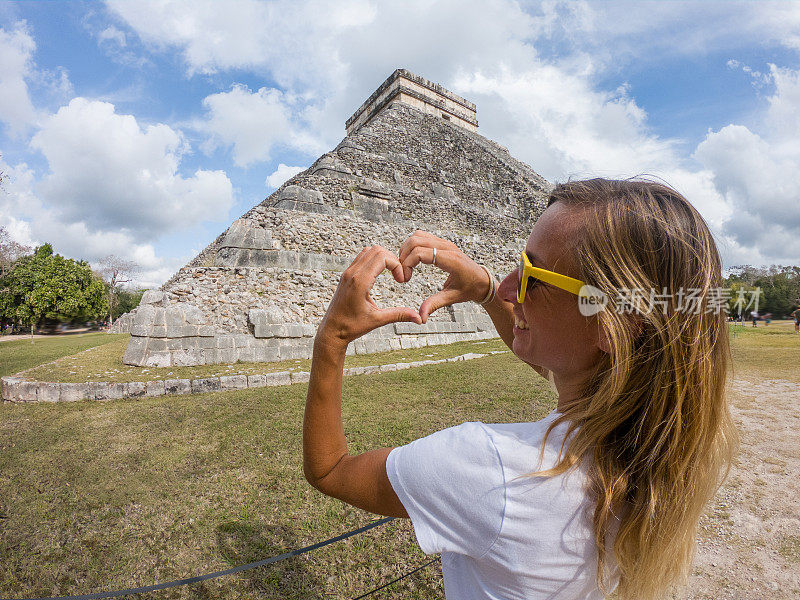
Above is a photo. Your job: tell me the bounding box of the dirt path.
[679,378,800,599]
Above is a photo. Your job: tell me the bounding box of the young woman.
[303,178,738,599]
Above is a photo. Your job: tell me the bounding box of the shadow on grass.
[211,520,321,599]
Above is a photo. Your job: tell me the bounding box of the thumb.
[375,306,423,326]
[419,289,463,323]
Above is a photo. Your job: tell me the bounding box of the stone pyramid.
[117,69,552,367]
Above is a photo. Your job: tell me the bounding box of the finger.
[374,306,423,326]
[419,289,464,323]
[358,246,406,287]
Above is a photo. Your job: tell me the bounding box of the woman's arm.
[303,246,419,517]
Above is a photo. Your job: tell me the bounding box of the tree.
[0,226,32,276]
[97,255,139,325]
[0,244,108,336]
[725,265,800,317]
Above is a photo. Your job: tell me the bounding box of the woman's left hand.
[316,245,422,348]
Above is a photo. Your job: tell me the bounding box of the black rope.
[2,517,395,600]
[351,557,441,599]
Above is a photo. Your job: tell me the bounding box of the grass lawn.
[728,319,800,382]
[0,333,129,378]
[0,346,553,600]
[19,335,509,383]
[1,321,797,599]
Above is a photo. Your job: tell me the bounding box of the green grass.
[0,332,129,378]
[0,351,555,600]
[2,320,798,598]
[21,335,509,383]
[728,320,800,382]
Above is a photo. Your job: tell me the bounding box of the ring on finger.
[432,247,437,266]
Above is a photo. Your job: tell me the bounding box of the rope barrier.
[351,556,441,599]
[2,517,397,600]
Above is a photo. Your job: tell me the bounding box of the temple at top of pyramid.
[114,69,553,367]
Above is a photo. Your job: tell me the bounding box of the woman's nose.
[497,271,518,304]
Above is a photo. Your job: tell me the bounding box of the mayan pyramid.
[116,69,552,367]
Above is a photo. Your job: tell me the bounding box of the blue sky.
[1,0,799,287]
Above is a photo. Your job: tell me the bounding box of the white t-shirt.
[386,411,617,600]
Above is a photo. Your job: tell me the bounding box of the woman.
[303,178,737,599]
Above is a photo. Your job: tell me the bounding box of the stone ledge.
[1,349,506,403]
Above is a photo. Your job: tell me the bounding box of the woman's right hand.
[398,230,493,323]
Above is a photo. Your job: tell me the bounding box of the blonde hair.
[534,178,738,599]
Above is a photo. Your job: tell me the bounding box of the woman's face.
[497,201,606,382]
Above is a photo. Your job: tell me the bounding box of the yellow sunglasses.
[517,250,585,303]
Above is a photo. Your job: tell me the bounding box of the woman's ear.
[595,314,642,354]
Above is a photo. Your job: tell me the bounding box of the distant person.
[303,179,737,600]
[751,311,759,327]
[792,307,800,333]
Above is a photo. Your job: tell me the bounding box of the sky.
[1,0,799,288]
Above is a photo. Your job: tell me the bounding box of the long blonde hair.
[535,178,738,599]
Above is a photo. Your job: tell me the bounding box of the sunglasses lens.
[517,255,525,302]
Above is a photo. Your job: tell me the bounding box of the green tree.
[115,287,145,316]
[725,265,800,318]
[0,244,108,335]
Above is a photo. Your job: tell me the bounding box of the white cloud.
[97,25,127,47]
[0,157,174,287]
[693,66,800,265]
[266,163,306,188]
[0,23,38,136]
[200,85,322,166]
[31,97,234,241]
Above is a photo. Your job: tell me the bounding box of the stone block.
[147,338,168,352]
[165,306,185,327]
[129,323,151,337]
[165,325,184,338]
[181,337,199,350]
[198,325,215,337]
[183,305,203,325]
[150,325,167,338]
[152,307,167,327]
[379,363,398,373]
[281,345,310,360]
[285,324,304,338]
[216,336,235,349]
[220,375,248,390]
[145,380,166,397]
[200,348,218,363]
[164,379,191,395]
[260,346,281,362]
[133,304,156,327]
[1,377,20,401]
[389,338,402,351]
[395,322,426,335]
[264,371,291,386]
[172,349,202,366]
[197,336,215,350]
[216,348,237,364]
[192,378,221,394]
[12,380,39,402]
[233,334,253,348]
[140,290,165,305]
[85,382,110,401]
[105,383,126,400]
[290,371,310,384]
[238,348,257,363]
[248,309,267,326]
[144,352,171,368]
[254,324,274,338]
[399,337,418,349]
[165,338,183,351]
[301,324,316,337]
[125,382,146,398]
[37,383,61,403]
[246,374,267,388]
[182,324,199,337]
[60,383,88,402]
